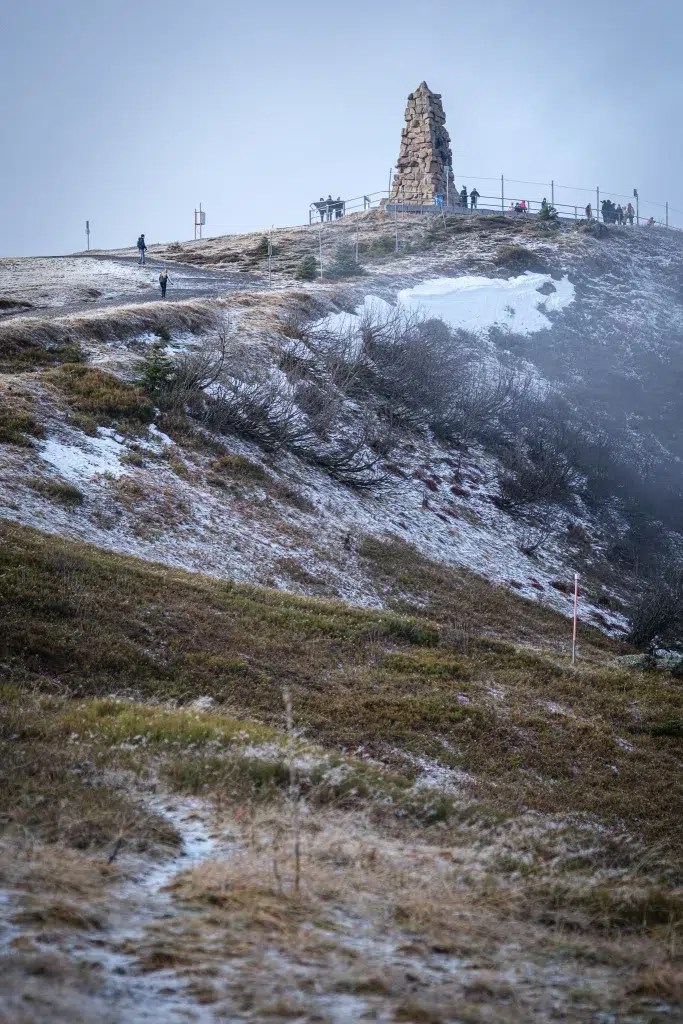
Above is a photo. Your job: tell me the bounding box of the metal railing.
[308,175,681,230]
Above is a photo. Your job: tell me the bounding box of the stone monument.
[390,82,455,206]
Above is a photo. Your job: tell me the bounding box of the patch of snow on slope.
[397,273,575,336]
[38,431,128,482]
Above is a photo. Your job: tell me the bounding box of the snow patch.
[397,273,576,336]
[38,431,128,482]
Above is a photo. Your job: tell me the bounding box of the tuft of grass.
[209,452,268,484]
[29,478,85,507]
[48,365,153,426]
[0,403,44,445]
[494,244,546,272]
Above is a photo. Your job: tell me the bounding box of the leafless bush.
[304,428,389,489]
[499,440,581,511]
[160,327,230,412]
[516,517,556,557]
[627,563,683,648]
[204,372,314,451]
[432,363,533,444]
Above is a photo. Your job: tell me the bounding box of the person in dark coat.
[159,269,169,298]
[459,186,468,208]
[616,204,624,225]
[585,203,592,219]
[137,234,147,265]
[470,188,480,209]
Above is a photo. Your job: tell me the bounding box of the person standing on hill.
[585,203,592,219]
[459,186,468,208]
[159,269,169,298]
[137,234,147,265]
[625,202,635,225]
[470,188,480,209]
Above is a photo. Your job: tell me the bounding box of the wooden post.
[571,573,579,665]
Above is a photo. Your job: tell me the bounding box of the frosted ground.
[0,259,629,634]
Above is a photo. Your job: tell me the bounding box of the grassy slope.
[2,520,681,849]
[2,520,682,1022]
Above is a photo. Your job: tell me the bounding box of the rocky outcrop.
[390,82,455,205]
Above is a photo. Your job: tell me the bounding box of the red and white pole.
[571,573,579,665]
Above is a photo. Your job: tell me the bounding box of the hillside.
[2,213,682,639]
[1,210,682,1022]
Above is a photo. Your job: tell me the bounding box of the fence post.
[318,226,323,280]
[571,573,579,665]
[666,202,669,229]
[501,174,505,212]
[574,206,577,219]
[551,180,555,205]
[596,186,600,221]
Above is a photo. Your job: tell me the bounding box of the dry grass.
[0,391,44,444]
[145,807,681,1021]
[360,535,620,655]
[28,477,84,507]
[0,687,180,853]
[1,520,681,848]
[0,297,223,360]
[46,364,153,426]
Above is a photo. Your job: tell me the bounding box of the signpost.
[85,220,90,251]
[194,203,206,240]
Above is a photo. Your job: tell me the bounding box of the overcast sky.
[2,0,681,256]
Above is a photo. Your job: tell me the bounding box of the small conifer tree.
[294,254,318,281]
[137,342,176,400]
[327,242,364,279]
[538,203,559,226]
[255,235,271,258]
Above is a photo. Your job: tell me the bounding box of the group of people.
[591,199,636,225]
[315,196,345,222]
[435,186,480,209]
[584,200,638,225]
[135,233,170,298]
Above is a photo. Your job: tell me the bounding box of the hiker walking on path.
[159,269,169,298]
[137,234,147,265]
[470,188,480,209]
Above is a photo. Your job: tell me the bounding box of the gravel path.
[0,252,266,322]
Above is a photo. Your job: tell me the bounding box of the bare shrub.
[627,562,683,648]
[499,441,579,510]
[516,518,555,557]
[205,372,313,451]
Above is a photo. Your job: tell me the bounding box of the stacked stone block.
[390,81,455,205]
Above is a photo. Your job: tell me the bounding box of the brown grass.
[1,520,681,848]
[46,364,153,426]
